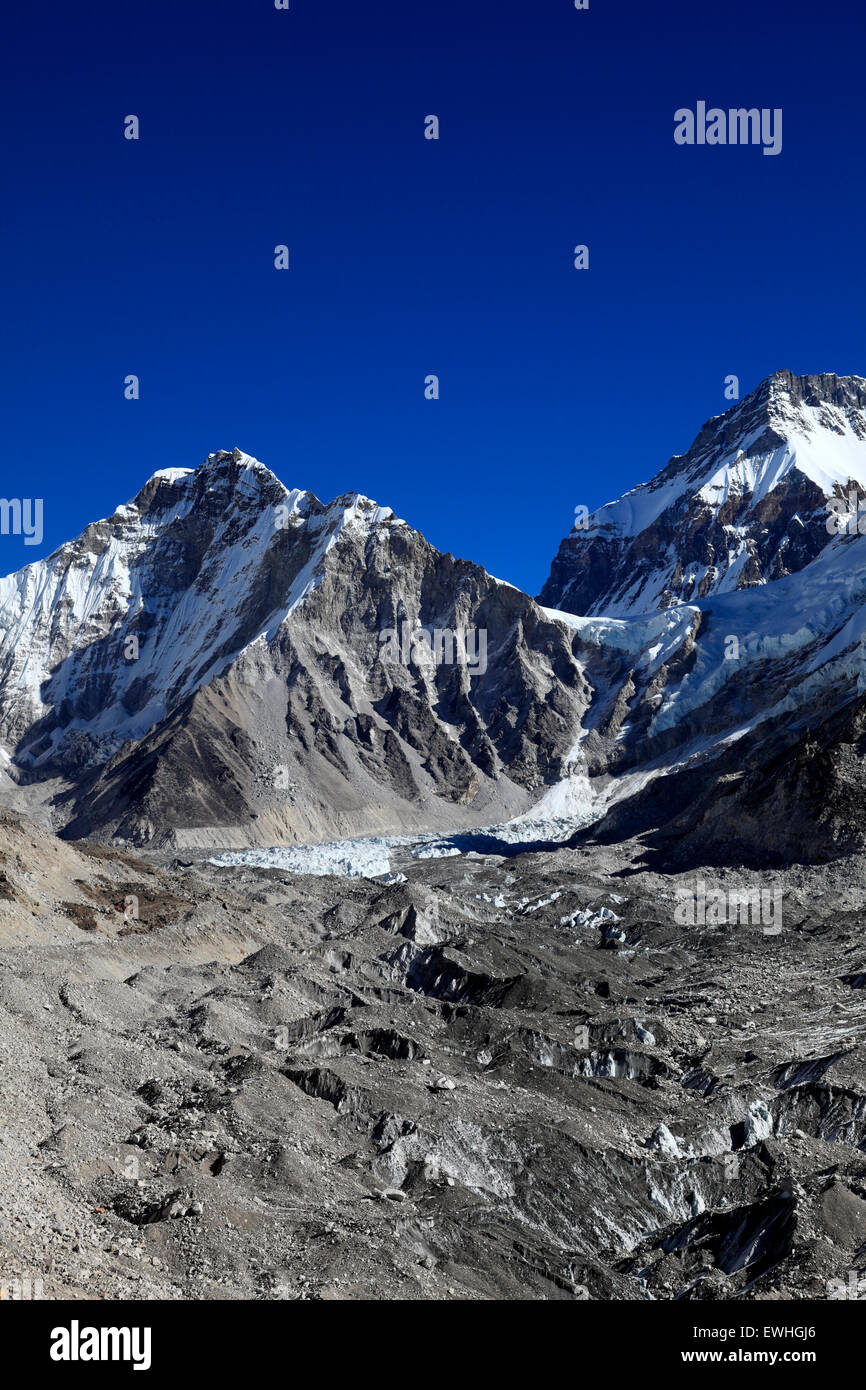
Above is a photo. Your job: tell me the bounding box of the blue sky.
[1,0,864,592]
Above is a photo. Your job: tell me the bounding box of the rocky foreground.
[1,808,865,1301]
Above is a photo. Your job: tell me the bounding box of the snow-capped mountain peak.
[0,448,590,848]
[540,370,866,617]
[0,449,406,771]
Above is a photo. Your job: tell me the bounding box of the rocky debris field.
[1,808,865,1301]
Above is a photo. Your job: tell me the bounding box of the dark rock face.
[539,371,866,617]
[0,449,590,847]
[580,692,866,871]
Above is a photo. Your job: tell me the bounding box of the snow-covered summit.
[540,370,866,618]
[0,448,405,771]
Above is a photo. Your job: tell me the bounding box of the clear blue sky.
[1,0,863,593]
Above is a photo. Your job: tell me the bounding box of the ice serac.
[0,449,589,847]
[539,371,866,618]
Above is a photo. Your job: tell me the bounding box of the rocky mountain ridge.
[0,450,589,848]
[540,370,866,618]
[4,374,866,864]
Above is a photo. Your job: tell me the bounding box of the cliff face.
[0,449,589,847]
